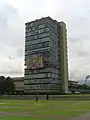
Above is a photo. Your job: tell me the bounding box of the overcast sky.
[0,0,90,80]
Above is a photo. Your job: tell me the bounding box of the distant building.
[12,77,75,94]
[68,80,78,91]
[24,17,68,94]
[12,77,24,94]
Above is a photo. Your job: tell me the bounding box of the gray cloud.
[16,48,24,58]
[1,0,90,80]
[0,0,24,77]
[63,0,90,80]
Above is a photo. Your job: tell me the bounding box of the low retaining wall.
[0,95,90,100]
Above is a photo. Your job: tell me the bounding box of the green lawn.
[0,100,90,120]
[0,116,56,120]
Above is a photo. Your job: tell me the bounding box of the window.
[32,27,36,31]
[39,68,50,72]
[26,36,34,41]
[45,28,49,32]
[24,80,29,84]
[38,24,45,29]
[44,56,50,61]
[38,29,44,33]
[34,35,37,39]
[24,85,30,89]
[31,23,34,27]
[29,80,36,84]
[30,85,37,89]
[26,32,30,37]
[39,33,49,38]
[25,43,43,51]
[40,84,50,89]
[48,73,51,77]
[41,41,49,47]
[37,84,40,88]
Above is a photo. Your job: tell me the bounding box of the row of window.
[26,24,48,31]
[25,41,49,51]
[25,30,58,45]
[25,37,50,46]
[25,51,50,59]
[24,84,50,89]
[25,32,58,48]
[26,28,49,37]
[25,53,58,60]
[25,73,50,79]
[25,46,58,55]
[26,32,50,41]
[24,83,61,90]
[25,49,56,58]
[24,78,52,84]
[26,22,58,36]
[25,68,59,75]
[24,89,52,93]
[25,73,59,79]
[25,47,50,55]
[24,83,60,89]
[25,40,56,53]
[25,48,49,57]
[26,22,59,40]
[25,47,58,59]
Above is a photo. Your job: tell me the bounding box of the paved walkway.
[71,112,90,120]
[0,111,90,120]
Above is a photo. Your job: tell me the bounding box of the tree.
[5,77,15,94]
[0,76,6,94]
[0,76,15,95]
[77,84,89,90]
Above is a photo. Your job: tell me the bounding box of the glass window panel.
[29,80,36,84]
[39,33,49,38]
[30,85,37,89]
[38,24,45,29]
[24,80,29,84]
[25,73,48,79]
[24,85,30,89]
[45,28,49,32]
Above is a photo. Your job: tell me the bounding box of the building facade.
[68,80,78,91]
[24,17,68,94]
[12,77,24,94]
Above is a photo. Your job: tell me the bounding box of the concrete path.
[0,111,90,120]
[71,112,90,120]
[0,112,32,116]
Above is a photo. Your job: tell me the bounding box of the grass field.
[0,100,90,120]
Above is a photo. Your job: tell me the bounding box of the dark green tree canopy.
[0,76,15,94]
